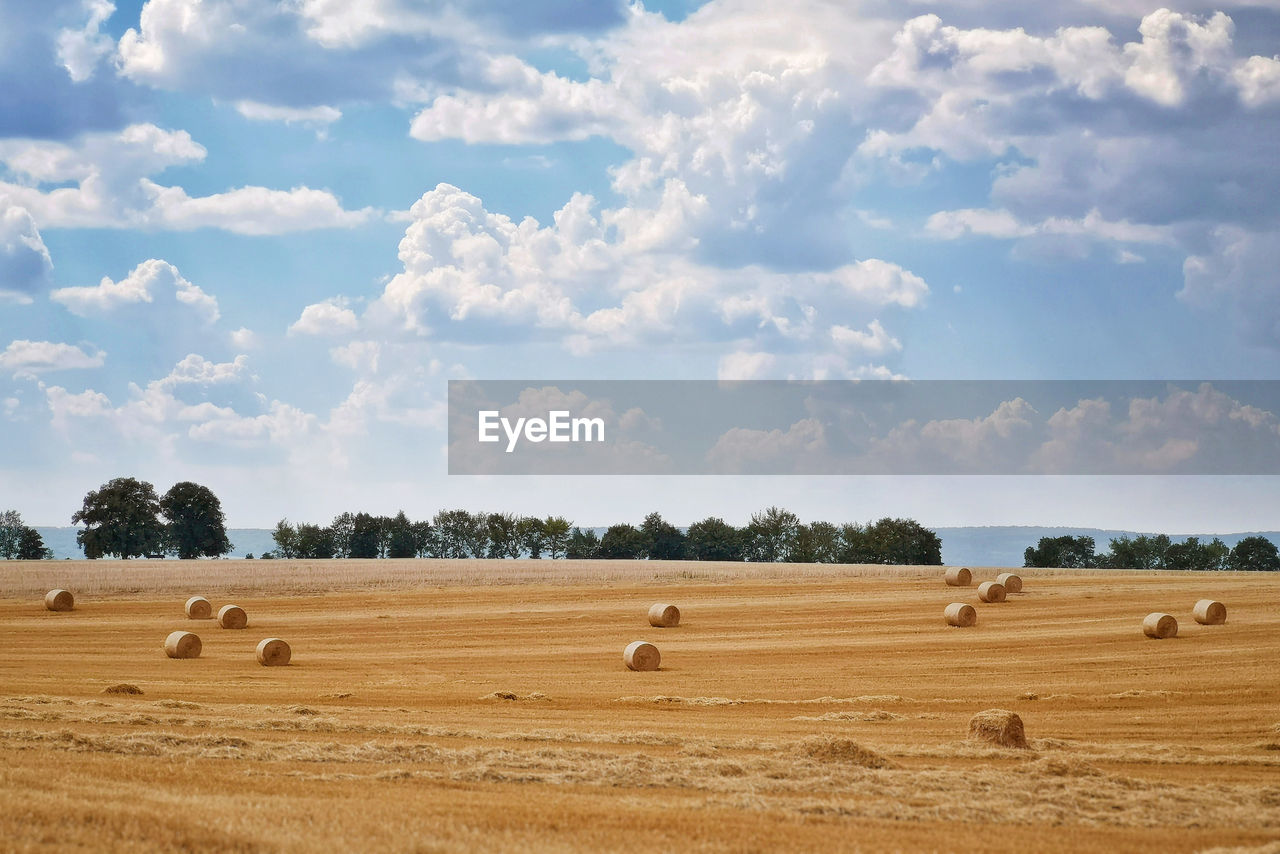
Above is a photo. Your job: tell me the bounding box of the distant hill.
[27,525,1280,567]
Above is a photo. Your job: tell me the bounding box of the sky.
[2,0,1279,531]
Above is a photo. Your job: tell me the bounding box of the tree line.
[1024,534,1280,571]
[267,506,944,565]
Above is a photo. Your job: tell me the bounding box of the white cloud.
[229,327,259,349]
[290,299,359,336]
[234,101,342,125]
[369,183,927,373]
[45,385,113,428]
[51,258,219,323]
[705,418,828,474]
[0,124,374,234]
[56,0,117,82]
[0,340,105,378]
[717,351,777,381]
[831,320,902,356]
[0,203,54,301]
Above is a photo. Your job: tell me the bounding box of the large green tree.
[1024,535,1097,568]
[686,517,744,561]
[16,526,53,559]
[641,511,687,560]
[386,511,417,558]
[72,477,165,559]
[744,506,800,562]
[566,527,600,559]
[1,510,25,559]
[599,523,646,559]
[543,516,572,559]
[1228,536,1280,572]
[160,481,232,559]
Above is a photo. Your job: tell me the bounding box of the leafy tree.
[386,511,417,559]
[1024,535,1097,569]
[330,512,356,558]
[1228,536,1280,572]
[160,481,232,559]
[16,526,53,559]
[686,517,744,561]
[272,519,300,559]
[854,518,943,565]
[1101,535,1170,569]
[744,506,800,562]
[412,520,436,558]
[566,527,600,559]
[296,523,335,559]
[433,510,472,559]
[641,511,687,560]
[836,523,877,564]
[599,523,646,559]
[459,511,489,558]
[543,516,572,559]
[348,512,384,558]
[72,477,165,559]
[486,512,521,559]
[1165,536,1231,571]
[0,509,23,559]
[789,521,840,563]
[517,516,547,558]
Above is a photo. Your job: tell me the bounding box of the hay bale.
[968,708,1029,749]
[978,581,1007,603]
[44,589,74,612]
[217,604,247,629]
[648,603,681,628]
[1142,612,1178,639]
[164,631,201,659]
[102,684,143,695]
[944,602,977,627]
[184,596,212,619]
[996,572,1023,594]
[1193,599,1226,625]
[255,638,291,667]
[624,641,661,671]
[945,567,971,587]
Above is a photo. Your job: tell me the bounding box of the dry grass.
[1,561,1279,852]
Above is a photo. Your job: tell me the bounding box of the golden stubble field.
[1,559,1278,853]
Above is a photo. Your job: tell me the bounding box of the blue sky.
[2,0,1279,531]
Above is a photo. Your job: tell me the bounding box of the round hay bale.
[255,638,291,667]
[44,589,74,612]
[623,640,660,671]
[647,603,681,628]
[164,630,202,659]
[967,708,1028,749]
[945,567,971,587]
[944,602,977,627]
[217,604,247,629]
[996,572,1023,594]
[978,581,1007,603]
[184,596,212,619]
[1193,599,1226,625]
[1142,612,1178,639]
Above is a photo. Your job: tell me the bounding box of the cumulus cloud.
[0,124,374,234]
[0,339,105,378]
[56,0,116,82]
[290,299,359,336]
[52,258,219,322]
[705,418,829,474]
[357,183,927,374]
[0,203,54,300]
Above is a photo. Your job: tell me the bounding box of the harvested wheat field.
[1,559,1279,853]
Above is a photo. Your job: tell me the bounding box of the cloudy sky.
[2,0,1279,531]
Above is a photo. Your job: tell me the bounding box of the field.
[2,559,1279,853]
